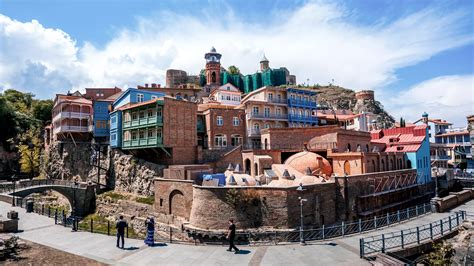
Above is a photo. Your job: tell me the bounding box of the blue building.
[372,125,431,184]
[286,88,318,127]
[92,100,113,141]
[110,88,165,148]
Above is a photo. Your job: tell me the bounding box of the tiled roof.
[385,144,421,152]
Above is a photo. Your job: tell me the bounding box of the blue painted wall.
[110,88,165,148]
[110,111,122,148]
[287,88,318,125]
[406,127,431,184]
[93,100,112,138]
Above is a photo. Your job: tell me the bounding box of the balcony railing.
[288,114,318,122]
[266,98,287,104]
[247,113,288,120]
[430,155,450,160]
[53,112,91,122]
[123,137,163,149]
[288,98,317,107]
[247,129,261,137]
[53,125,91,135]
[123,116,163,129]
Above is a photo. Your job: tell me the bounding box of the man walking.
[116,215,128,249]
[226,219,239,254]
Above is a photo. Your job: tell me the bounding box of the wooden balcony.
[123,116,163,129]
[122,137,163,149]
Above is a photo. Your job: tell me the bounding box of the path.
[1,200,473,265]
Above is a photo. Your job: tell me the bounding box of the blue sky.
[0,0,473,126]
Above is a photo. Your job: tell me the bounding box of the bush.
[78,213,142,239]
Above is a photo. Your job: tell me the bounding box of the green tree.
[32,99,54,125]
[3,89,34,114]
[10,127,42,177]
[228,65,240,75]
[0,96,19,149]
[427,241,455,265]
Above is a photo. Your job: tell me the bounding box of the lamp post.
[11,174,16,207]
[72,179,79,231]
[433,167,439,198]
[296,183,307,245]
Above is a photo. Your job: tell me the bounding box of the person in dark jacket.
[116,215,128,248]
[226,219,239,254]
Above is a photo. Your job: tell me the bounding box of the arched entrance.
[344,161,351,175]
[254,162,259,176]
[244,159,251,175]
[169,190,186,217]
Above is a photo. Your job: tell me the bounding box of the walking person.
[144,216,155,246]
[116,215,128,249]
[226,219,239,254]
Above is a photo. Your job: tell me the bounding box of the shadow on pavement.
[150,243,168,247]
[123,246,140,251]
[236,250,251,255]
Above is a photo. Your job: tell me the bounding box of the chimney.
[151,83,157,88]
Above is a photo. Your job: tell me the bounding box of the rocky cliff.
[314,85,395,128]
[46,143,165,196]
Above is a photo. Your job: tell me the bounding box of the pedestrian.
[116,215,128,249]
[144,216,155,246]
[226,219,239,254]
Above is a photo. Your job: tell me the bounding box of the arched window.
[344,161,351,175]
[381,159,385,171]
[211,72,216,83]
[347,144,351,152]
[214,134,227,147]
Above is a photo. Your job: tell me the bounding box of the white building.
[209,83,242,106]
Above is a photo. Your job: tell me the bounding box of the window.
[217,116,223,126]
[214,134,227,147]
[264,123,270,129]
[132,112,137,120]
[111,134,116,141]
[264,107,270,117]
[157,107,162,117]
[233,117,239,126]
[139,111,145,119]
[231,135,243,146]
[221,95,225,100]
[252,106,259,115]
[123,131,130,141]
[277,94,282,102]
[111,117,117,124]
[253,123,260,130]
[276,108,281,116]
[157,128,162,138]
[227,86,231,90]
[148,109,154,117]
[131,131,137,140]
[137,93,144,102]
[151,96,157,100]
[148,128,156,138]
[268,93,273,101]
[139,130,145,139]
[305,110,310,117]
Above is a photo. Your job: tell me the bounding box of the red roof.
[370,125,427,153]
[385,144,421,152]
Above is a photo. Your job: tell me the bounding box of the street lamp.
[11,174,16,207]
[433,167,439,198]
[71,179,79,231]
[296,183,307,245]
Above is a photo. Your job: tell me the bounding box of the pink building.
[51,94,93,141]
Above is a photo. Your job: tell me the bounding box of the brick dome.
[284,151,332,177]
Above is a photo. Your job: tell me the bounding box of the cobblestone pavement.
[1,200,473,265]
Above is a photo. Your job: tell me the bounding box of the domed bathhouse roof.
[284,151,333,178]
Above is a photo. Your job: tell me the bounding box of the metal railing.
[247,113,288,120]
[360,211,465,258]
[0,179,88,193]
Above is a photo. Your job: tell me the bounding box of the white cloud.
[385,75,474,127]
[0,1,472,114]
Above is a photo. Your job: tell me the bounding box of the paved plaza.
[1,200,473,265]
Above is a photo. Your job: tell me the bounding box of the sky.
[0,0,473,126]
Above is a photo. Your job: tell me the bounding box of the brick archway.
[169,189,186,217]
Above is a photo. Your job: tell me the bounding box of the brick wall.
[188,182,336,230]
[163,98,197,164]
[204,107,246,149]
[154,178,194,220]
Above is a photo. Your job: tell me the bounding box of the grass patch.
[135,196,154,205]
[99,191,129,202]
[78,213,142,239]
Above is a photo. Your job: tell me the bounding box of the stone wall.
[432,189,473,212]
[110,150,166,196]
[46,142,94,180]
[187,182,336,230]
